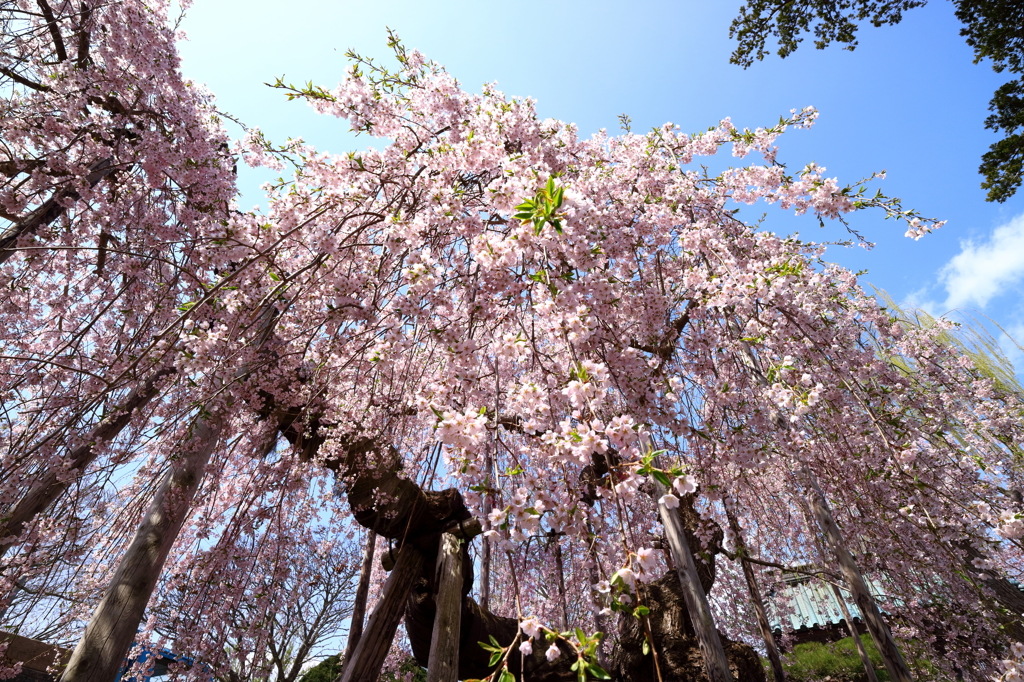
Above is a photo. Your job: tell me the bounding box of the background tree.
[729,0,1024,202]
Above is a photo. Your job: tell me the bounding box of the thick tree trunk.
[58,413,223,682]
[339,544,425,682]
[612,569,766,682]
[801,467,913,682]
[830,583,879,682]
[274,406,755,682]
[724,503,785,682]
[426,532,463,682]
[342,530,377,667]
[0,366,174,558]
[652,461,734,682]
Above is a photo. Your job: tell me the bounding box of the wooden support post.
[426,533,463,682]
[830,583,879,682]
[480,451,493,610]
[381,519,481,572]
[802,468,913,682]
[651,456,734,682]
[724,502,786,682]
[553,539,569,631]
[59,414,223,682]
[0,365,174,558]
[340,544,425,682]
[343,530,377,667]
[587,555,610,668]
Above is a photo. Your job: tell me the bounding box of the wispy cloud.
[940,213,1024,310]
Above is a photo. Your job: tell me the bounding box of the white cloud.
[901,286,941,319]
[940,213,1024,310]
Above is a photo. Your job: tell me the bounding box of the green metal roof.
[766,573,888,633]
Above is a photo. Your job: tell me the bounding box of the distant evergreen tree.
[298,655,342,682]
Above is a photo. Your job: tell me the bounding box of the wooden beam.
[724,500,786,682]
[651,453,734,682]
[802,468,913,682]
[830,583,879,682]
[382,518,480,571]
[59,415,223,682]
[426,533,463,682]
[342,530,377,666]
[340,545,424,682]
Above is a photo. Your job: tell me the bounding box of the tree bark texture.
[426,532,463,682]
[0,365,175,558]
[830,583,879,682]
[801,467,913,682]
[724,503,786,682]
[342,530,377,667]
[58,413,223,682]
[264,395,766,682]
[339,544,425,682]
[652,465,734,682]
[613,570,765,682]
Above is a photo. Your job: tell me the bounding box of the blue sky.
[176,0,1024,364]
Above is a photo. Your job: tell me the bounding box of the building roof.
[766,571,890,633]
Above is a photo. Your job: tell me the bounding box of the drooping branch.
[0,364,176,557]
[0,158,116,266]
[259,392,582,680]
[58,413,225,682]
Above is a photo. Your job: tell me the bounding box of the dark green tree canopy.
[298,655,342,682]
[730,0,1024,202]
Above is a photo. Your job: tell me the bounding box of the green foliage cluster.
[298,655,343,682]
[728,1,925,67]
[729,0,1024,202]
[299,653,426,682]
[779,634,889,682]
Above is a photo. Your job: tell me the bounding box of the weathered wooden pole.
[829,583,879,682]
[58,413,224,682]
[553,538,569,631]
[650,451,734,682]
[341,544,426,682]
[0,365,175,558]
[342,530,377,667]
[426,532,463,682]
[801,468,913,682]
[480,450,493,610]
[723,501,786,682]
[733,337,909,681]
